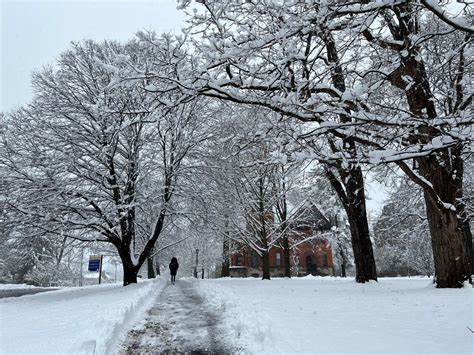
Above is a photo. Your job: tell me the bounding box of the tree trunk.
[374,9,472,287]
[283,236,291,278]
[339,244,347,278]
[322,31,377,283]
[419,151,471,287]
[262,250,271,280]
[344,165,377,282]
[341,261,346,278]
[119,248,138,286]
[326,166,378,283]
[347,204,377,283]
[425,196,470,287]
[122,264,138,286]
[147,254,156,279]
[397,56,471,287]
[463,218,474,277]
[221,233,230,277]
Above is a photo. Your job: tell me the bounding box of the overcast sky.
[1,0,184,112]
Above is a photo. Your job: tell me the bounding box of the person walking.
[169,257,179,284]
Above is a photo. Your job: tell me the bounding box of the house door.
[305,255,317,276]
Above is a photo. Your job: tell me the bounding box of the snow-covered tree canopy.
[173,0,472,288]
[174,0,472,161]
[1,35,209,285]
[0,1,471,288]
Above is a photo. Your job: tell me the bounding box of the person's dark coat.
[169,257,179,276]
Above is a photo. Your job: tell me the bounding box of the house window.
[235,255,242,266]
[276,252,281,266]
[322,254,328,267]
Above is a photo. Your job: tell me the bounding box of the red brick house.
[230,202,334,277]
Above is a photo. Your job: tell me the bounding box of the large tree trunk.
[322,31,377,283]
[369,5,472,287]
[147,253,156,279]
[122,264,138,286]
[262,250,271,280]
[419,150,471,287]
[347,205,377,282]
[392,54,471,287]
[119,248,138,286]
[326,166,378,283]
[346,171,378,283]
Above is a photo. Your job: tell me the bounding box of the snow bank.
[195,278,274,353]
[196,277,473,354]
[0,277,167,354]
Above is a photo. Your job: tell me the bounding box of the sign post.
[88,255,103,284]
[99,255,103,284]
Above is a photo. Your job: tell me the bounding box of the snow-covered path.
[120,279,234,354]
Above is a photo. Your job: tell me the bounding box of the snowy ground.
[195,276,474,354]
[121,279,233,354]
[1,276,472,354]
[0,278,166,354]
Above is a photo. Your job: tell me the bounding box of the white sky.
[1,0,184,112]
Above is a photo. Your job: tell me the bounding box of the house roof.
[291,201,331,232]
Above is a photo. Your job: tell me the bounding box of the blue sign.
[88,256,101,271]
[88,261,100,271]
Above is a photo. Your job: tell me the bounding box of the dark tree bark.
[117,201,168,286]
[419,150,471,287]
[338,243,347,278]
[462,218,474,277]
[221,233,230,277]
[346,167,377,282]
[327,167,377,282]
[147,250,156,279]
[364,4,472,287]
[119,247,138,286]
[123,267,138,286]
[322,31,377,283]
[282,236,291,278]
[262,250,271,280]
[258,175,272,280]
[275,169,291,278]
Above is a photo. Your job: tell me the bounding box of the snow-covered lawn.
[1,276,472,354]
[0,278,166,354]
[196,276,473,354]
